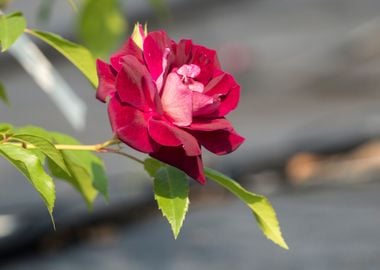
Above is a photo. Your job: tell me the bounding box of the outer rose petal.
[204,73,240,117]
[148,118,201,156]
[150,146,206,184]
[110,38,144,71]
[108,95,156,153]
[143,31,173,82]
[161,73,192,126]
[115,55,157,111]
[216,83,240,117]
[193,129,245,155]
[96,59,116,102]
[187,118,233,131]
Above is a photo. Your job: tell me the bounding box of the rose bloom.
[97,24,244,184]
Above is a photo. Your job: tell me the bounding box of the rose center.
[176,64,204,93]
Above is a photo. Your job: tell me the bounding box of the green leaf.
[49,132,108,206]
[0,122,12,133]
[0,11,26,52]
[144,157,163,178]
[0,81,9,105]
[78,0,126,58]
[12,133,70,175]
[205,168,288,250]
[0,144,55,219]
[12,125,51,138]
[153,165,189,239]
[26,29,98,87]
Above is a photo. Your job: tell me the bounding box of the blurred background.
[1,0,380,269]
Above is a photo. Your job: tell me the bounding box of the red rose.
[96,24,244,184]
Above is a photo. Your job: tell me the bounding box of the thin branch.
[101,148,145,165]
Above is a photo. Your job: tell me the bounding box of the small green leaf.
[153,165,189,239]
[12,133,70,175]
[0,11,26,52]
[0,81,9,105]
[78,0,126,58]
[205,168,288,250]
[26,29,98,87]
[0,144,55,219]
[144,157,163,178]
[49,132,108,205]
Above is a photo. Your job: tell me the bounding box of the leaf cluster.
[0,123,108,224]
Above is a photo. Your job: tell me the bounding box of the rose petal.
[192,92,219,116]
[193,129,245,155]
[161,73,193,126]
[177,64,201,78]
[150,146,206,184]
[204,73,241,117]
[204,73,229,95]
[115,55,157,112]
[175,39,193,67]
[96,60,117,102]
[187,118,233,131]
[148,118,201,156]
[143,31,173,82]
[155,47,171,93]
[216,83,240,117]
[110,38,144,71]
[108,95,156,153]
[190,45,221,85]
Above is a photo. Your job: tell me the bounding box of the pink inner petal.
[177,64,201,78]
[192,92,214,113]
[161,73,193,126]
[188,81,204,93]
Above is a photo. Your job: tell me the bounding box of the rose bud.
[96,23,244,184]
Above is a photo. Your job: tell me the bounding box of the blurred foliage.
[0,81,9,105]
[77,0,127,59]
[147,0,170,20]
[36,0,55,25]
[33,0,170,58]
[66,0,78,12]
[0,0,12,10]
